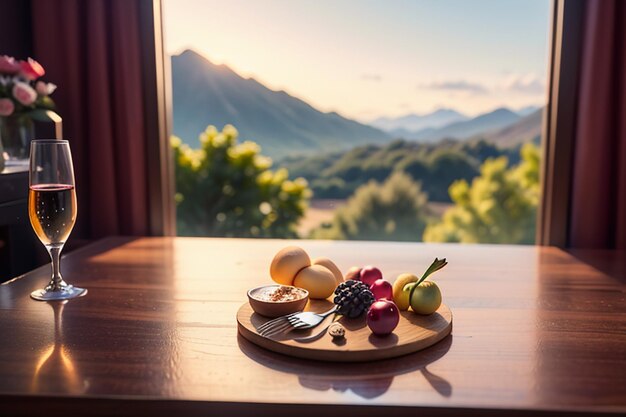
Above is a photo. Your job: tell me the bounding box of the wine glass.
[29,139,87,301]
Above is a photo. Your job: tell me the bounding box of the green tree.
[423,143,540,244]
[311,171,428,241]
[172,124,311,237]
[422,150,478,201]
[310,177,347,199]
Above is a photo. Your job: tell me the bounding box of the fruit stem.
[416,258,448,285]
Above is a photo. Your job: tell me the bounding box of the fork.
[256,311,301,334]
[258,306,338,338]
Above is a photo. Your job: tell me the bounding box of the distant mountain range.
[171,50,389,157]
[382,108,523,143]
[372,106,541,141]
[171,49,543,157]
[472,108,543,147]
[516,105,541,117]
[370,108,468,133]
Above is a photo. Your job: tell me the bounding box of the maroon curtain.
[31,0,150,238]
[570,0,626,249]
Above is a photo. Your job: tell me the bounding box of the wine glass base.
[30,286,88,301]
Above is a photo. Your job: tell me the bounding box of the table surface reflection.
[0,237,624,416]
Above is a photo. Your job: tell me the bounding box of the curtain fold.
[31,0,150,238]
[569,0,626,249]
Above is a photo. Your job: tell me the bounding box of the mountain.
[171,50,389,157]
[398,107,522,142]
[472,108,543,147]
[516,105,541,117]
[371,108,468,133]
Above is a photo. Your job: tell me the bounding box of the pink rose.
[19,58,45,80]
[0,98,15,116]
[0,56,21,74]
[12,81,38,106]
[35,81,57,96]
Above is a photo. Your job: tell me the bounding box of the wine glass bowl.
[29,139,86,301]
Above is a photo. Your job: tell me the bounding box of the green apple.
[404,257,447,315]
[392,273,418,310]
[405,280,442,315]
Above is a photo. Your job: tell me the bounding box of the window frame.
[149,0,583,245]
[140,0,176,236]
[537,0,585,247]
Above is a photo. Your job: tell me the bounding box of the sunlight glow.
[163,0,551,120]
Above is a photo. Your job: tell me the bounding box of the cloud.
[419,74,546,96]
[361,73,382,82]
[501,73,545,94]
[420,79,488,94]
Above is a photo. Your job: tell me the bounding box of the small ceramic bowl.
[247,284,309,318]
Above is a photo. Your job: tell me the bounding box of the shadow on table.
[563,249,626,284]
[237,332,453,399]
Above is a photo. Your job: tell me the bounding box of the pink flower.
[0,98,15,116]
[12,81,38,106]
[19,58,45,80]
[35,81,57,96]
[0,56,21,74]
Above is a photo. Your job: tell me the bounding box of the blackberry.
[333,280,375,318]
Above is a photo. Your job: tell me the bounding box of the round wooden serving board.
[237,300,452,362]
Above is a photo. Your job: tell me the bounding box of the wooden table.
[0,237,624,416]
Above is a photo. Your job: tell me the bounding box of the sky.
[163,0,551,121]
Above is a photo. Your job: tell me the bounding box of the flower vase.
[0,115,35,163]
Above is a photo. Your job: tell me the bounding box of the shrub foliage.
[172,125,311,237]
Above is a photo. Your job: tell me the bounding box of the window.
[162,0,551,244]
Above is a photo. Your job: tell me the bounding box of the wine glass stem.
[47,244,66,291]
